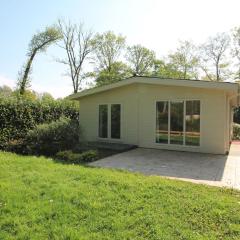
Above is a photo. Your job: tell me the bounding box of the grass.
[0,152,240,240]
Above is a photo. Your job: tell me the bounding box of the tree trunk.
[238,65,240,80]
[216,66,219,81]
[20,50,37,95]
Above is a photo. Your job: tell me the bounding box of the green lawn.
[0,152,240,240]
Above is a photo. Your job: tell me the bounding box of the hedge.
[25,117,80,155]
[0,98,79,148]
[234,107,240,124]
[233,123,240,140]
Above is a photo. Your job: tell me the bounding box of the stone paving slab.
[90,143,240,190]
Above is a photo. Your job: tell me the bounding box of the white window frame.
[155,99,201,148]
[98,103,122,141]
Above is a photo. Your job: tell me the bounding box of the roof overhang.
[68,76,239,102]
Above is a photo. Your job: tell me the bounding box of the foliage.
[15,23,240,92]
[234,107,240,124]
[233,123,240,140]
[95,61,132,86]
[57,19,94,93]
[231,27,240,80]
[126,44,155,76]
[153,59,187,78]
[168,41,199,79]
[15,23,240,93]
[29,26,62,54]
[0,151,240,239]
[14,89,39,101]
[0,86,39,101]
[0,98,78,149]
[92,31,126,72]
[0,85,12,98]
[17,26,61,95]
[40,92,54,102]
[4,139,26,154]
[25,117,79,155]
[56,150,97,163]
[199,32,230,81]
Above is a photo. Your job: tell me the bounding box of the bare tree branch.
[92,31,125,73]
[125,44,156,76]
[199,32,230,81]
[232,27,240,80]
[57,19,94,93]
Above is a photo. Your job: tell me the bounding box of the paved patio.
[90,142,240,189]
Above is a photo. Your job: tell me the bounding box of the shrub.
[5,139,27,154]
[25,117,79,155]
[233,123,240,140]
[234,107,240,124]
[56,150,98,164]
[80,150,98,162]
[0,97,78,149]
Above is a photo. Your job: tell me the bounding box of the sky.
[0,0,240,98]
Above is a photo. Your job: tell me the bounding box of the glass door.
[170,101,184,145]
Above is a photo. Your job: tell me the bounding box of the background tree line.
[1,20,240,98]
[54,22,240,91]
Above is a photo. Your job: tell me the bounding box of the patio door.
[98,104,121,139]
[170,101,184,145]
[156,100,200,146]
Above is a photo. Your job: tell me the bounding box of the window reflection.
[170,101,184,145]
[111,104,121,139]
[156,101,168,143]
[99,105,108,138]
[185,101,200,146]
[156,100,200,146]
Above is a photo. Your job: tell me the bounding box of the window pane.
[156,101,168,143]
[170,101,184,145]
[99,105,108,138]
[111,104,121,139]
[186,101,200,146]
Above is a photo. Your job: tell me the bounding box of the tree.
[41,92,54,102]
[57,19,94,93]
[95,61,131,86]
[0,85,12,98]
[92,31,125,72]
[199,33,230,81]
[168,41,199,79]
[17,26,61,95]
[125,44,155,76]
[153,59,187,79]
[13,89,38,101]
[231,27,240,80]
